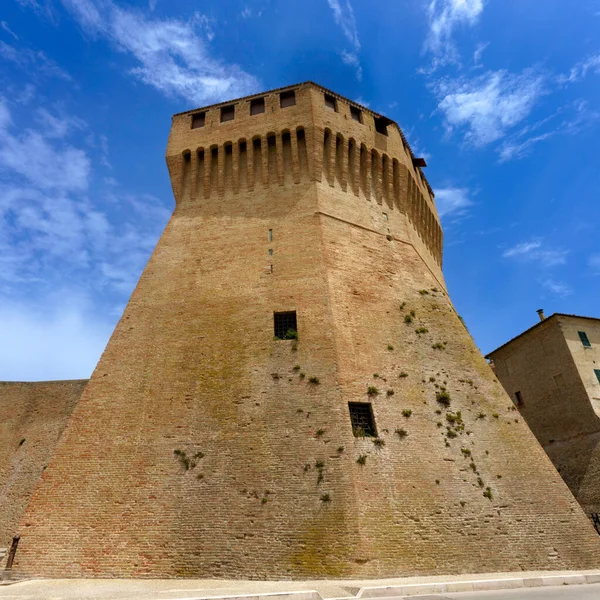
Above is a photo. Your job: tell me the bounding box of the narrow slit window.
[274,311,297,340]
[374,116,389,136]
[350,106,362,123]
[280,90,296,108]
[191,112,206,129]
[268,228,273,242]
[515,391,524,407]
[348,403,377,437]
[250,98,265,115]
[595,369,600,384]
[221,105,235,123]
[324,93,337,111]
[578,331,592,347]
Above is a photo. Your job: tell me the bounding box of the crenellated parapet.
[166,82,443,265]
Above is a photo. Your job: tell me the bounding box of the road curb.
[187,572,600,600]
[343,574,600,597]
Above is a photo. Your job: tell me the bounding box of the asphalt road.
[397,583,600,600]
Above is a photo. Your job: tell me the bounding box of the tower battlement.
[167,82,443,267]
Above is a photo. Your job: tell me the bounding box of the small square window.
[191,112,205,129]
[578,331,591,347]
[374,116,389,136]
[250,98,265,115]
[515,391,524,407]
[221,105,235,123]
[324,93,337,111]
[280,90,296,108]
[350,106,362,122]
[594,369,600,384]
[274,311,297,340]
[348,403,377,437]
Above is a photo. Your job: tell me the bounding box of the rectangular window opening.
[324,93,337,111]
[250,97,265,115]
[595,369,600,384]
[374,116,389,136]
[220,105,235,123]
[578,331,592,348]
[191,112,206,129]
[350,105,362,123]
[274,311,297,340]
[349,402,377,437]
[268,228,273,242]
[515,391,524,407]
[280,90,296,108]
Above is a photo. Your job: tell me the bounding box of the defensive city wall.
[4,83,600,579]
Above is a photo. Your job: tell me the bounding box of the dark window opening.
[578,331,592,348]
[349,402,377,437]
[191,112,206,129]
[280,90,296,108]
[250,98,265,115]
[515,391,524,407]
[324,93,337,111]
[374,116,390,136]
[350,106,362,122]
[221,105,235,123]
[595,369,600,384]
[274,311,297,340]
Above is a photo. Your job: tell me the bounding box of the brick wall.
[13,84,600,578]
[0,380,87,548]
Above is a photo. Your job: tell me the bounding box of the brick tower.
[14,83,600,578]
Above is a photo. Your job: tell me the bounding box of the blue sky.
[0,0,599,380]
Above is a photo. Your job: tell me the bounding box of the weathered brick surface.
[13,83,600,578]
[0,380,87,548]
[489,315,600,523]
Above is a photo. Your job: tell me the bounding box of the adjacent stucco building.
[487,311,600,528]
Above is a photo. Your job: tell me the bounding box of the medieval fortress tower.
[5,82,600,578]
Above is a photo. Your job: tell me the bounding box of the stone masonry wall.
[490,316,600,525]
[0,380,87,548]
[14,83,600,578]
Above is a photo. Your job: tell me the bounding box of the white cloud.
[0,96,169,309]
[425,0,485,64]
[499,99,600,161]
[58,0,259,106]
[327,0,362,81]
[541,279,573,297]
[0,107,90,192]
[1,21,19,40]
[0,40,72,81]
[503,240,568,267]
[498,132,555,162]
[434,187,472,218]
[559,54,600,84]
[473,42,488,65]
[589,253,600,273]
[0,295,113,380]
[433,69,546,146]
